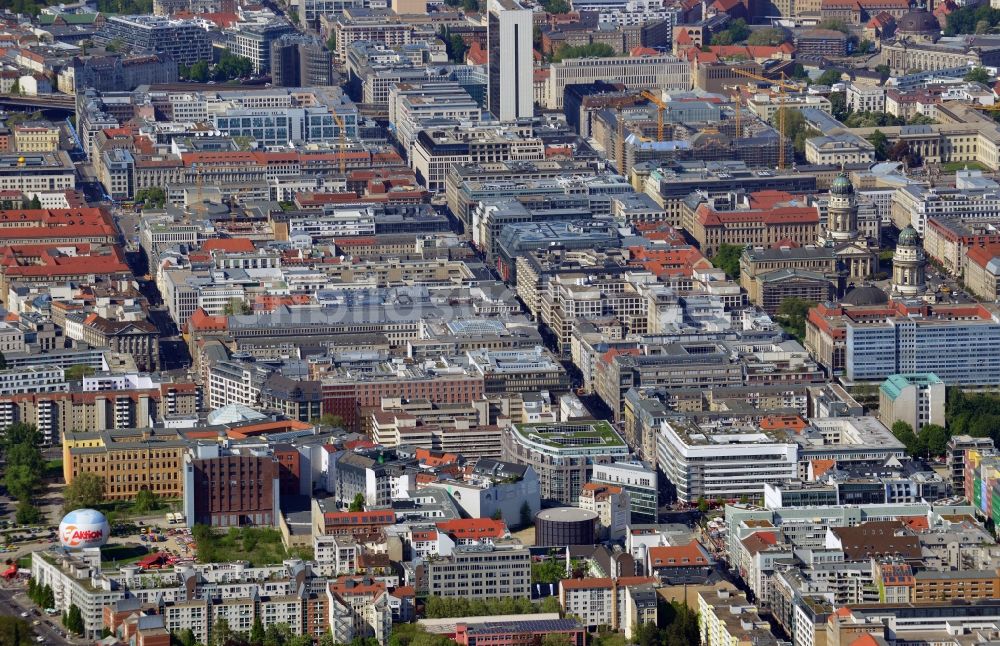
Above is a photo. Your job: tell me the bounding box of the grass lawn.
[100,544,149,569]
[592,632,628,646]
[194,526,294,567]
[43,460,62,479]
[16,555,30,568]
[941,160,986,172]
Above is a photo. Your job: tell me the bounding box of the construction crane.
[332,109,347,175]
[616,107,626,174]
[185,161,203,224]
[724,85,743,139]
[729,68,800,170]
[640,90,667,141]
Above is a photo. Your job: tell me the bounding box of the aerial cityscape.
[4,0,1000,644]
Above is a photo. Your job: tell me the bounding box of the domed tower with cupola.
[819,171,876,279]
[825,172,859,243]
[892,225,927,297]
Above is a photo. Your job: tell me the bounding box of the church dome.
[898,225,920,247]
[831,173,854,195]
[896,9,940,37]
[842,285,889,306]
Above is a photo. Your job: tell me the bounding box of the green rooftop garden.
[515,420,625,448]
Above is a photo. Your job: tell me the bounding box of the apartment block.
[425,545,532,599]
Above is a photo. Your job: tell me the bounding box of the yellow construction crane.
[724,85,743,139]
[729,68,799,170]
[616,107,626,174]
[332,109,347,175]
[640,90,667,141]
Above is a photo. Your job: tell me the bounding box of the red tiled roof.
[201,238,255,253]
[436,518,507,539]
[811,459,837,478]
[696,203,819,226]
[966,243,1000,270]
[648,540,712,567]
[188,308,228,332]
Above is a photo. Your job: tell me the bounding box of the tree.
[42,584,54,609]
[746,27,787,45]
[710,18,750,45]
[946,5,1000,35]
[532,557,567,583]
[2,422,42,454]
[448,34,468,63]
[661,601,699,646]
[697,496,709,513]
[10,78,21,96]
[63,472,105,513]
[830,91,848,121]
[135,187,166,208]
[213,50,253,81]
[5,464,39,503]
[542,0,570,12]
[875,63,891,81]
[223,299,251,315]
[65,364,96,381]
[349,493,366,512]
[65,604,84,635]
[210,618,233,646]
[775,297,816,342]
[250,616,264,644]
[965,66,992,84]
[632,622,660,646]
[0,616,34,646]
[185,60,210,82]
[28,195,41,209]
[892,420,922,457]
[816,68,843,86]
[539,596,562,613]
[920,423,950,457]
[551,43,616,62]
[818,18,849,32]
[855,38,874,54]
[106,37,125,53]
[519,501,533,528]
[867,129,889,161]
[133,488,162,514]
[710,243,743,279]
[772,106,807,145]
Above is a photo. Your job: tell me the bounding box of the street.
[0,585,76,645]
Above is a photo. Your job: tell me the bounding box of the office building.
[501,421,630,504]
[0,152,75,193]
[101,16,213,67]
[878,373,945,432]
[182,445,280,528]
[487,0,533,121]
[590,461,658,523]
[559,577,658,636]
[425,544,532,599]
[805,300,1000,385]
[13,124,60,152]
[271,34,333,87]
[545,54,690,109]
[227,20,296,74]
[656,417,798,504]
[64,428,188,500]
